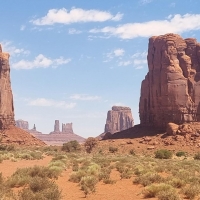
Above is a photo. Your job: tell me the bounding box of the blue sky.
[1,0,200,137]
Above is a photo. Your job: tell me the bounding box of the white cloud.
[113,48,125,57]
[31,8,123,25]
[28,98,76,109]
[12,54,71,69]
[132,51,147,58]
[118,61,132,66]
[68,28,82,34]
[89,14,200,39]
[70,94,101,101]
[133,59,147,65]
[1,41,30,56]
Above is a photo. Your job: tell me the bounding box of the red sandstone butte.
[139,33,200,129]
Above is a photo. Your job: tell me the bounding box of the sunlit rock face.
[104,106,134,134]
[0,45,15,129]
[139,33,200,129]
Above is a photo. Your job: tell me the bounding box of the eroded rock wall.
[0,45,15,129]
[105,106,134,134]
[139,33,200,129]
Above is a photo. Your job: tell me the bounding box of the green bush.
[155,149,172,159]
[62,140,81,152]
[176,151,186,157]
[109,146,118,153]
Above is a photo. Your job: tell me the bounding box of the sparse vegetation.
[155,149,173,159]
[176,151,186,157]
[62,140,81,152]
[108,146,118,153]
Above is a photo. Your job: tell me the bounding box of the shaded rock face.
[15,120,29,130]
[139,33,200,129]
[104,106,134,134]
[0,45,15,129]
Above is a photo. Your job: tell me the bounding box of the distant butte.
[16,119,85,145]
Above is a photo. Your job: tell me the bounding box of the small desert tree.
[84,137,97,153]
[62,140,81,152]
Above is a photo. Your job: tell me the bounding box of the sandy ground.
[0,156,157,200]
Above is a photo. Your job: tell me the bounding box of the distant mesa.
[15,119,85,145]
[139,33,200,129]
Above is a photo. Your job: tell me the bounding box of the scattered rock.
[147,146,155,150]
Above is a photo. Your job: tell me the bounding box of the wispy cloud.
[70,94,101,101]
[118,61,132,66]
[20,25,26,31]
[28,98,76,109]
[1,41,30,56]
[12,54,71,69]
[68,28,82,34]
[104,48,125,62]
[89,14,200,39]
[139,0,153,5]
[31,8,123,25]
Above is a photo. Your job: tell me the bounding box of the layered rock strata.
[104,106,134,134]
[139,33,200,129]
[0,45,15,129]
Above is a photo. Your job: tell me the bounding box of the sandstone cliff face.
[104,106,134,134]
[139,33,200,129]
[0,45,15,129]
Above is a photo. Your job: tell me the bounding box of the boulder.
[166,123,179,135]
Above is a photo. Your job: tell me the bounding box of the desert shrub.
[176,151,186,157]
[62,140,81,152]
[80,176,98,197]
[129,149,135,155]
[69,170,86,183]
[6,165,62,188]
[134,172,163,186]
[167,177,186,188]
[92,156,111,168]
[109,146,118,153]
[157,189,180,200]
[0,144,15,151]
[194,152,200,160]
[155,149,172,159]
[72,162,79,171]
[14,150,43,160]
[98,168,111,181]
[84,137,97,153]
[143,183,174,198]
[103,178,116,184]
[120,168,133,179]
[183,184,200,199]
[18,177,61,200]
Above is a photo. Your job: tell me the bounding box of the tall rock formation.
[54,120,60,133]
[139,33,200,129]
[62,123,73,133]
[104,106,134,134]
[15,119,29,130]
[0,45,15,129]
